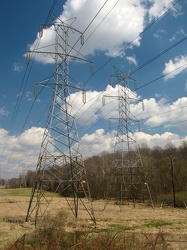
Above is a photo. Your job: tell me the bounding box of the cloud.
[28,0,147,63]
[0,107,9,116]
[16,91,35,102]
[126,55,138,65]
[163,55,187,80]
[70,86,187,133]
[13,63,23,72]
[24,91,34,101]
[79,128,116,157]
[148,0,179,20]
[153,29,167,39]
[142,97,187,132]
[80,129,185,158]
[0,127,45,178]
[28,0,182,64]
[169,27,186,42]
[70,84,140,126]
[134,131,183,148]
[1,98,187,178]
[71,86,187,132]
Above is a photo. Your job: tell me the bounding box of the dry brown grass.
[1,192,187,249]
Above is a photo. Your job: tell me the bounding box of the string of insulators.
[39,26,43,38]
[34,85,38,98]
[80,34,84,46]
[26,53,30,65]
[82,91,86,104]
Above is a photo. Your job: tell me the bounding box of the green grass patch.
[98,218,111,222]
[0,188,61,198]
[144,220,172,228]
[109,223,137,231]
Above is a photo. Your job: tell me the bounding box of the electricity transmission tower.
[103,68,152,208]
[25,20,95,225]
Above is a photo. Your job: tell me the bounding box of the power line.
[129,35,187,76]
[84,0,120,44]
[136,63,187,90]
[26,0,182,124]
[5,59,186,175]
[43,0,59,24]
[82,0,181,88]
[1,0,60,175]
[77,58,187,137]
[69,0,183,117]
[148,118,187,130]
[146,103,187,120]
[75,39,187,133]
[3,0,185,177]
[67,0,109,58]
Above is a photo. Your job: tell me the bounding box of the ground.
[0,189,187,249]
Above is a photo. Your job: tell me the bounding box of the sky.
[0,0,187,178]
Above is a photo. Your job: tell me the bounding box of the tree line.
[5,141,187,207]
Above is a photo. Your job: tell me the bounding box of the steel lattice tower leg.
[25,22,95,225]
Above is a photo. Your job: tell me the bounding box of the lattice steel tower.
[26,21,95,225]
[104,68,148,208]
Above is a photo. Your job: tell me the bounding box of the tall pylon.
[25,20,95,225]
[103,68,150,208]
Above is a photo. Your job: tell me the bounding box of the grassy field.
[0,188,60,249]
[1,188,187,249]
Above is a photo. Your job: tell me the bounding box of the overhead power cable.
[84,0,109,34]
[2,0,60,174]
[84,0,120,44]
[72,1,183,123]
[148,118,187,130]
[136,63,187,90]
[68,0,110,68]
[130,35,187,76]
[82,0,181,88]
[3,0,183,176]
[138,100,187,123]
[135,94,187,120]
[44,0,58,24]
[69,0,182,119]
[76,58,187,136]
[3,0,110,175]
[0,38,40,163]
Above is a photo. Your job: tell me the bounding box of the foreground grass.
[7,212,170,250]
[0,188,61,249]
[1,192,187,249]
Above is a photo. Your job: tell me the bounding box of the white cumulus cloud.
[163,55,187,80]
[28,0,181,64]
[70,84,140,126]
[135,131,184,148]
[140,97,187,131]
[0,127,45,178]
[13,63,23,72]
[79,128,116,157]
[28,0,147,63]
[148,0,178,20]
[0,107,9,117]
[70,86,187,133]
[126,56,138,65]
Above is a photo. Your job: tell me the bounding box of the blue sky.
[0,0,187,178]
